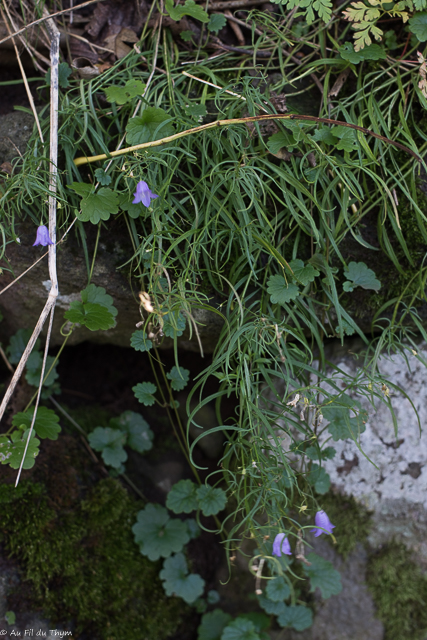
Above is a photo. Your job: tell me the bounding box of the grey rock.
[0,111,36,165]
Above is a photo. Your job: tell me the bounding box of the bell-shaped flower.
[132,180,159,207]
[272,532,292,557]
[33,225,53,247]
[311,510,335,537]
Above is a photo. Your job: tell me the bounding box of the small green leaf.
[277,605,313,631]
[25,353,59,388]
[126,107,175,145]
[160,553,205,603]
[46,62,72,88]
[185,518,201,539]
[207,590,221,605]
[12,407,61,440]
[5,611,16,625]
[78,188,119,224]
[267,275,300,306]
[6,329,40,365]
[221,618,261,640]
[104,79,145,104]
[198,609,233,640]
[307,464,331,494]
[185,104,208,118]
[330,126,358,152]
[163,311,186,338]
[257,594,287,615]
[165,0,209,22]
[133,381,157,406]
[68,182,93,197]
[305,445,321,461]
[118,193,145,218]
[94,168,112,186]
[166,366,190,391]
[343,261,381,291]
[114,410,153,453]
[321,446,336,460]
[304,553,342,599]
[409,12,427,41]
[311,127,338,145]
[208,13,227,33]
[267,131,295,153]
[133,504,190,560]
[130,330,153,352]
[288,259,319,285]
[6,433,40,470]
[322,402,367,441]
[180,30,195,42]
[339,41,386,63]
[196,485,227,516]
[81,284,118,316]
[167,479,199,513]
[265,576,291,602]
[64,301,116,331]
[88,426,127,468]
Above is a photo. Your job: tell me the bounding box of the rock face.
[0,218,223,352]
[320,344,427,562]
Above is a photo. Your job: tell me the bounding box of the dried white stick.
[0,14,60,483]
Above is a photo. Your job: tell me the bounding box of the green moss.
[319,492,371,558]
[367,543,427,640]
[0,478,185,639]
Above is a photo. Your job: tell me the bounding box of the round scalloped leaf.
[307,464,331,495]
[126,107,175,145]
[88,426,127,468]
[266,275,300,306]
[265,576,291,602]
[409,12,427,41]
[114,410,153,453]
[94,169,112,186]
[80,284,117,316]
[163,311,186,338]
[133,381,157,406]
[343,261,381,292]
[160,553,205,604]
[277,605,313,631]
[6,329,40,365]
[197,609,233,640]
[257,595,286,616]
[6,434,40,470]
[64,301,116,331]
[221,617,261,640]
[25,354,59,388]
[78,188,119,224]
[196,485,227,516]
[12,406,61,440]
[130,330,153,352]
[166,366,190,391]
[304,553,342,599]
[167,479,199,514]
[288,259,319,286]
[132,504,190,560]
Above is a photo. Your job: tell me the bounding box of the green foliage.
[0,479,183,639]
[88,411,153,468]
[132,503,190,560]
[265,576,291,602]
[46,62,72,89]
[304,553,342,599]
[208,13,227,33]
[307,464,331,494]
[266,276,300,305]
[165,0,209,22]
[167,479,199,513]
[0,431,40,469]
[367,543,427,640]
[198,609,233,640]
[88,426,128,468]
[409,11,427,41]
[277,605,313,631]
[64,284,117,331]
[163,311,186,338]
[25,352,59,389]
[12,407,61,440]
[6,329,40,365]
[112,410,153,453]
[166,366,190,391]
[322,399,367,441]
[104,79,145,104]
[196,485,227,516]
[343,262,381,292]
[94,168,112,186]
[221,617,261,640]
[160,552,205,603]
[126,107,175,145]
[130,330,153,352]
[133,381,157,405]
[339,41,386,63]
[78,188,120,224]
[5,611,16,625]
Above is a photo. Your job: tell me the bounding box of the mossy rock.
[0,477,185,639]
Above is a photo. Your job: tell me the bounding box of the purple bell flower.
[272,533,292,557]
[132,180,159,207]
[311,510,335,537]
[33,225,53,247]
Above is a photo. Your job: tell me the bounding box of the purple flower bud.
[33,225,53,247]
[132,180,159,207]
[272,533,292,557]
[311,510,335,537]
